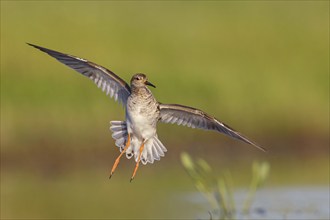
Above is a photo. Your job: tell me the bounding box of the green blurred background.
[1,1,329,219]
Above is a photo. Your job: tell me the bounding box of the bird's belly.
[126,111,157,140]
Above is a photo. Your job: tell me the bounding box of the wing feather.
[28,43,131,106]
[159,103,265,151]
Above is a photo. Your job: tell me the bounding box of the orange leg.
[130,142,145,182]
[109,133,131,179]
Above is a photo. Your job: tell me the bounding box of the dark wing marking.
[159,103,266,152]
[27,43,131,105]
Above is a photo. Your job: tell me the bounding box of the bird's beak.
[145,81,156,88]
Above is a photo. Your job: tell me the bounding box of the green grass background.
[1,1,329,219]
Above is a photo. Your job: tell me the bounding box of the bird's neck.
[131,86,152,98]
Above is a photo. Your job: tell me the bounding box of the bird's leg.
[109,133,131,179]
[130,142,145,182]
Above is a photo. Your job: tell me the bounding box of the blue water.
[182,187,329,219]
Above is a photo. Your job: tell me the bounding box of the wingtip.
[26,43,43,51]
[258,145,267,153]
[26,42,36,47]
[252,142,267,153]
[26,43,60,57]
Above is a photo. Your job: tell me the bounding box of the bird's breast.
[126,94,159,140]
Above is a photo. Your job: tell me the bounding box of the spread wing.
[27,43,131,106]
[159,103,265,151]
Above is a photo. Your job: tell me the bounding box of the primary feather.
[27,43,131,106]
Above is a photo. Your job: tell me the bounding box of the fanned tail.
[139,135,167,165]
[110,121,167,165]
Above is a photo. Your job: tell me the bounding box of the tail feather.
[110,121,127,152]
[146,145,154,163]
[111,126,125,132]
[154,137,167,154]
[110,121,167,165]
[115,138,126,150]
[152,147,160,161]
[139,135,167,165]
[151,137,165,158]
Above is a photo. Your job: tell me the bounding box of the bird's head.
[130,73,156,88]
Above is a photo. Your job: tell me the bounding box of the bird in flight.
[28,43,265,181]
